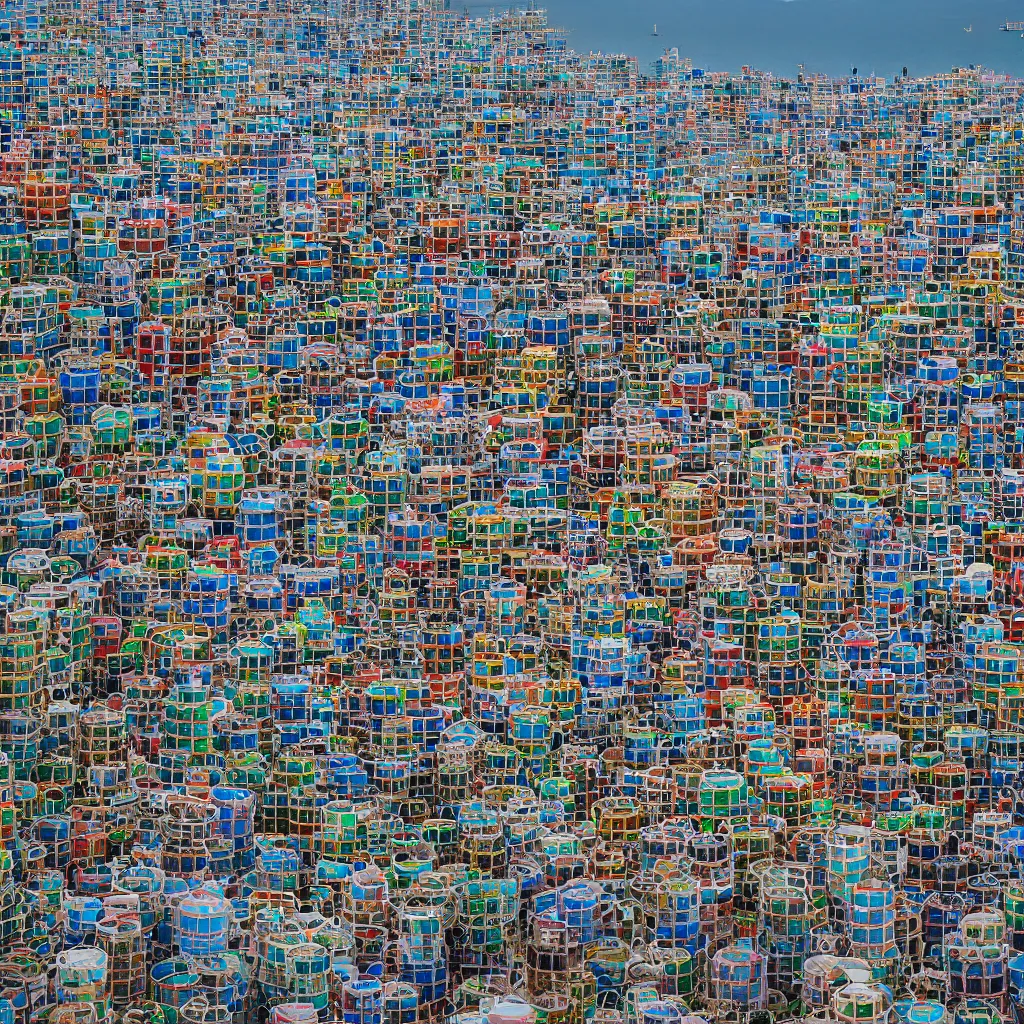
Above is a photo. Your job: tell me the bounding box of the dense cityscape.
[0,1,1019,1024]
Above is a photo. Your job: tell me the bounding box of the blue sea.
[484,0,1024,79]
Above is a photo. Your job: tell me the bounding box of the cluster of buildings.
[0,1,1022,1024]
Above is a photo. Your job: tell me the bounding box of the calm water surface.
[474,0,1024,79]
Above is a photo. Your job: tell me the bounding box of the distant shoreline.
[534,0,1024,79]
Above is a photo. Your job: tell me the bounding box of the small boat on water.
[651,23,658,35]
